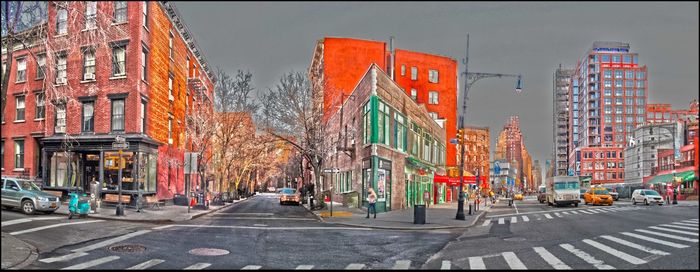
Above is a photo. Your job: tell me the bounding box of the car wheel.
[21,200,35,215]
[632,199,636,205]
[574,203,579,207]
[644,199,648,205]
[68,212,73,220]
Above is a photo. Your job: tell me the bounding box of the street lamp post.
[456,34,522,220]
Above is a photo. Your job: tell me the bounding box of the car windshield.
[593,189,609,195]
[554,182,579,190]
[644,190,660,196]
[539,187,546,193]
[20,181,41,191]
[280,188,296,195]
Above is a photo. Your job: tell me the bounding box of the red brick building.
[1,1,214,203]
[579,146,625,185]
[646,101,699,124]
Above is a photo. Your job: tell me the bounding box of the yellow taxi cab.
[513,193,524,201]
[583,187,613,206]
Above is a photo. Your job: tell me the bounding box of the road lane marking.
[511,216,517,224]
[533,247,571,270]
[559,243,615,269]
[522,215,529,222]
[502,252,527,269]
[39,252,89,263]
[210,217,317,221]
[562,212,570,215]
[582,239,647,265]
[72,230,152,252]
[441,260,451,270]
[185,263,212,270]
[621,232,689,248]
[156,225,372,231]
[682,219,699,223]
[578,210,592,214]
[499,218,505,224]
[253,224,268,227]
[554,212,563,217]
[570,211,579,215]
[635,229,699,242]
[648,226,699,236]
[127,259,165,270]
[345,263,365,270]
[544,214,553,219]
[392,260,411,269]
[216,212,273,216]
[61,256,120,270]
[482,219,492,227]
[469,257,486,270]
[588,210,600,214]
[1,216,65,227]
[670,222,698,227]
[599,235,669,256]
[659,224,698,231]
[295,265,314,269]
[10,220,104,236]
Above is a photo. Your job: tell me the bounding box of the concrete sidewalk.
[306,198,497,230]
[1,232,38,270]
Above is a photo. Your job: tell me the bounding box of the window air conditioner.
[84,73,95,80]
[56,77,67,85]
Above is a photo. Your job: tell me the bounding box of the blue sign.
[450,138,458,144]
[568,168,574,176]
[494,161,501,175]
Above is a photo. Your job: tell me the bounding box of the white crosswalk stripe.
[345,263,365,270]
[499,218,505,224]
[582,239,646,265]
[533,247,571,270]
[621,232,689,248]
[562,211,570,215]
[554,212,563,217]
[670,222,698,227]
[469,257,486,270]
[502,251,527,269]
[296,265,314,269]
[588,209,600,214]
[392,260,411,269]
[185,263,212,270]
[544,213,553,219]
[127,259,165,270]
[682,219,700,223]
[660,224,699,231]
[635,229,699,242]
[61,256,120,270]
[599,235,669,256]
[10,220,104,236]
[570,211,579,215]
[240,265,261,270]
[1,216,64,227]
[441,260,451,270]
[482,219,492,227]
[39,252,89,263]
[522,215,529,222]
[578,210,592,214]
[511,216,518,224]
[648,226,699,236]
[559,243,615,269]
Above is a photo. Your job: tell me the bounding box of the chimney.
[389,36,395,80]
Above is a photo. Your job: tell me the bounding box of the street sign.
[184,152,198,174]
[494,161,501,175]
[323,168,340,173]
[450,138,458,144]
[112,142,129,150]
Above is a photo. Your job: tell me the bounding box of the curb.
[2,232,39,270]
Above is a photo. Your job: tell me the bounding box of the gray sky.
[176,1,699,173]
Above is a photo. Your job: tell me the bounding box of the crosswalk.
[483,206,646,226]
[440,218,698,270]
[34,218,698,270]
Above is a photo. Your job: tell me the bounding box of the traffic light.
[456,128,464,145]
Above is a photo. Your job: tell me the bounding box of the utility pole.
[456,34,522,220]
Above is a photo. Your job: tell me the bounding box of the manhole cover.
[108,244,146,253]
[503,237,526,242]
[188,248,230,256]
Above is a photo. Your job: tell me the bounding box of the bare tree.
[260,71,336,209]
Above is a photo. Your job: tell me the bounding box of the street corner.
[1,232,39,270]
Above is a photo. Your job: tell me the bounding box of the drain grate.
[188,248,230,256]
[108,244,146,253]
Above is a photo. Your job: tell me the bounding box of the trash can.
[414,204,426,224]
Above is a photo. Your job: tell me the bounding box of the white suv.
[631,189,664,206]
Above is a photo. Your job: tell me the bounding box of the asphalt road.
[13,194,458,270]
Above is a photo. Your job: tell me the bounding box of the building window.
[428,91,438,104]
[35,93,45,119]
[111,99,125,131]
[429,112,438,119]
[423,133,431,162]
[604,98,611,105]
[625,80,633,88]
[56,8,67,35]
[615,106,622,114]
[625,98,633,105]
[85,1,97,29]
[1,140,3,170]
[637,89,644,96]
[401,65,406,76]
[636,81,644,88]
[83,49,96,80]
[14,139,24,169]
[141,47,148,81]
[636,71,644,79]
[16,58,26,82]
[169,32,174,60]
[395,113,406,152]
[168,117,173,143]
[168,75,174,100]
[55,104,66,133]
[411,67,417,80]
[637,98,645,105]
[82,101,94,132]
[623,55,631,63]
[612,55,621,63]
[186,56,190,79]
[15,96,25,121]
[604,88,611,96]
[36,54,46,79]
[140,100,147,133]
[428,69,439,83]
[363,102,371,145]
[114,1,127,23]
[142,1,148,28]
[604,80,612,88]
[377,101,390,145]
[615,80,622,88]
[410,89,417,101]
[615,88,623,96]
[56,54,67,84]
[626,107,633,114]
[112,45,127,77]
[604,70,612,78]
[626,70,634,78]
[604,106,611,114]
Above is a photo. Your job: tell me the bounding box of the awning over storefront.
[434,174,485,186]
[646,170,696,185]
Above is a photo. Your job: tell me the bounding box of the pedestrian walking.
[366,188,377,219]
[423,190,431,208]
[666,185,673,205]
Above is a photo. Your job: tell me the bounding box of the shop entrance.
[82,153,100,193]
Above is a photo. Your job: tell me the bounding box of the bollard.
[469,203,473,215]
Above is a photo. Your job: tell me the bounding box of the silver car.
[1,177,61,215]
[631,189,664,206]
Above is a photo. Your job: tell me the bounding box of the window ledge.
[35,77,45,81]
[82,27,97,32]
[54,33,68,38]
[15,80,26,84]
[14,120,26,123]
[81,79,97,84]
[53,83,68,87]
[34,118,45,122]
[111,21,128,26]
[142,25,150,32]
[13,168,25,172]
[109,76,127,80]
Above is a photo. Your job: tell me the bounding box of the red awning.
[434,175,481,186]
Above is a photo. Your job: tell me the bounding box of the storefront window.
[49,152,69,187]
[103,152,134,191]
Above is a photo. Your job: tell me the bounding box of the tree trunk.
[313,165,325,209]
[1,35,14,116]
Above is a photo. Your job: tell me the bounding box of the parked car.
[1,177,61,215]
[631,189,664,206]
[537,186,547,203]
[609,191,619,201]
[583,187,613,206]
[513,193,524,201]
[278,188,301,205]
